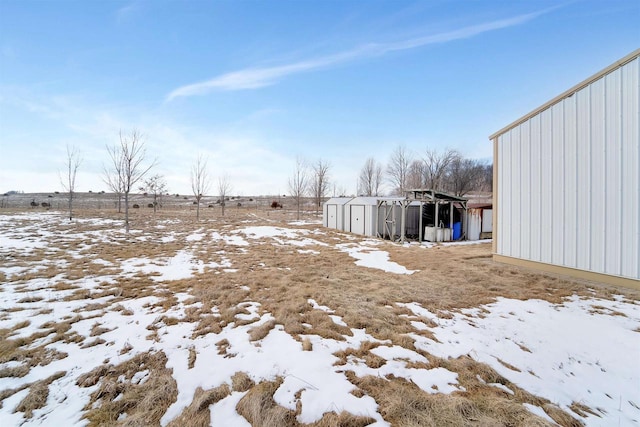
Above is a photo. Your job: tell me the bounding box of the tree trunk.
[196,200,200,221]
[124,192,130,233]
[68,192,73,221]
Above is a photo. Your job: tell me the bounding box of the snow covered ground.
[0,212,638,426]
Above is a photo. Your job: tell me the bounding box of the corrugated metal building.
[490,50,639,289]
[323,197,353,230]
[342,197,405,237]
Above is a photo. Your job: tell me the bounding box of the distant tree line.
[46,131,491,228]
[359,146,492,197]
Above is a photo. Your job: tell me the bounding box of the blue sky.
[1,0,638,196]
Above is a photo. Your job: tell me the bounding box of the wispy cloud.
[116,1,141,24]
[166,8,553,101]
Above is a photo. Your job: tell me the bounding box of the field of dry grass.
[1,205,638,426]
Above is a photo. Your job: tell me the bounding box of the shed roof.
[490,49,640,140]
[346,196,405,205]
[324,197,354,206]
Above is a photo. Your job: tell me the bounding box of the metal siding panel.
[620,58,640,279]
[576,88,592,271]
[468,209,482,240]
[496,136,504,254]
[540,108,553,264]
[589,78,606,274]
[605,70,622,276]
[551,103,565,266]
[503,132,512,256]
[482,209,493,232]
[564,95,578,268]
[530,114,542,262]
[328,205,338,229]
[520,121,531,259]
[511,126,522,258]
[495,55,639,281]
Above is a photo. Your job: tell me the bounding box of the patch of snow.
[210,231,249,246]
[406,296,640,426]
[370,345,429,364]
[523,403,558,424]
[209,392,251,426]
[337,243,416,275]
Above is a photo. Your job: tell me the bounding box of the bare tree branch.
[424,148,460,191]
[288,157,308,221]
[358,157,383,196]
[386,146,412,196]
[59,144,82,221]
[105,129,156,232]
[311,159,330,215]
[140,174,167,214]
[103,143,125,212]
[218,174,232,216]
[191,154,210,221]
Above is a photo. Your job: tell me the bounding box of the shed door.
[350,205,365,235]
[482,209,493,232]
[327,205,337,229]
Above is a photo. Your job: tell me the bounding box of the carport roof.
[405,189,468,202]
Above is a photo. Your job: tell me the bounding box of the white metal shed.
[322,197,353,231]
[490,49,640,289]
[343,197,384,237]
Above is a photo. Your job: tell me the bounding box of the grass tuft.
[231,371,255,392]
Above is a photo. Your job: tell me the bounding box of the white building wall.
[495,55,639,281]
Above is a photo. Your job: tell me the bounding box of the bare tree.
[407,159,426,190]
[140,174,167,214]
[358,157,383,196]
[218,174,232,217]
[104,143,125,212]
[332,183,349,197]
[445,158,489,196]
[191,154,210,221]
[424,148,460,191]
[386,146,412,196]
[113,130,156,232]
[480,163,493,191]
[311,159,330,215]
[288,157,308,220]
[59,144,82,221]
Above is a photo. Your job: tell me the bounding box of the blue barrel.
[453,222,462,240]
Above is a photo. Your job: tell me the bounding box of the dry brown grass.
[248,319,276,341]
[231,371,255,392]
[14,371,65,418]
[0,364,30,378]
[166,384,230,427]
[78,351,177,426]
[2,207,636,426]
[302,337,313,351]
[236,378,299,426]
[345,371,556,427]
